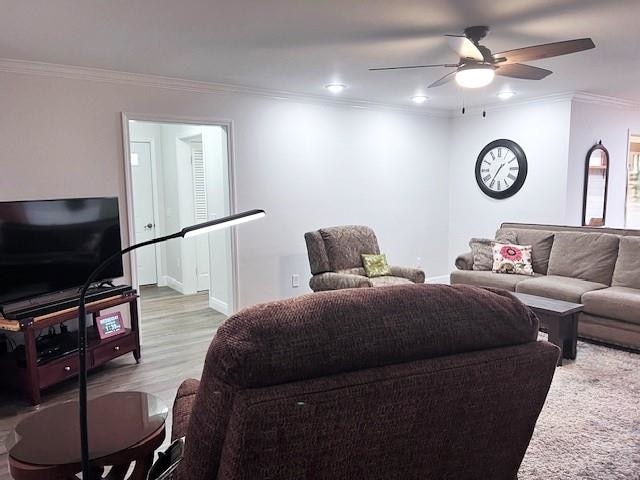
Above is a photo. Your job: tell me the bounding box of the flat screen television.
[0,197,123,305]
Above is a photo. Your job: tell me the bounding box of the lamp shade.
[181,209,265,238]
[455,65,495,88]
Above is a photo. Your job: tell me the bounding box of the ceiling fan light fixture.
[455,65,495,88]
[411,95,429,104]
[325,83,346,94]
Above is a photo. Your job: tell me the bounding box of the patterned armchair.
[304,225,425,291]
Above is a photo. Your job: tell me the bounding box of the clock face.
[475,139,527,199]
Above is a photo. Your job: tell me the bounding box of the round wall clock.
[475,139,528,199]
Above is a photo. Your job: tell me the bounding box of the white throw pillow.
[492,243,534,276]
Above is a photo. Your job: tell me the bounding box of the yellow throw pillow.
[361,254,392,278]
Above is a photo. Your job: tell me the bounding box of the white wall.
[202,126,234,314]
[448,99,573,265]
[242,100,452,298]
[161,123,204,293]
[0,69,451,309]
[566,99,640,227]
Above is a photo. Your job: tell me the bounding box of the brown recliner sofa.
[304,225,425,291]
[171,284,558,480]
[451,222,640,351]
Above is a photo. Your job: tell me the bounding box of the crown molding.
[0,58,450,118]
[2,58,636,116]
[447,91,640,117]
[450,91,576,117]
[571,91,640,110]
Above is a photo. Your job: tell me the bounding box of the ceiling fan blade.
[494,38,595,64]
[428,71,457,88]
[496,63,552,80]
[444,34,484,61]
[369,64,457,71]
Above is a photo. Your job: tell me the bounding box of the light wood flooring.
[0,286,225,479]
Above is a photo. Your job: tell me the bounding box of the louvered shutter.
[191,142,208,222]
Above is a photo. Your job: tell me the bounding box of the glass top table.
[6,391,168,466]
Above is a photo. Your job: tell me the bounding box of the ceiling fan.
[369,26,595,89]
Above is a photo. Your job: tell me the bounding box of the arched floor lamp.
[77,209,265,479]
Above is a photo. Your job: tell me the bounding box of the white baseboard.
[157,275,168,287]
[165,276,186,294]
[425,274,450,285]
[209,296,230,316]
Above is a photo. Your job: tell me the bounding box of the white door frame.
[129,138,164,285]
[121,112,239,314]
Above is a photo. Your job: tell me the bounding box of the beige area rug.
[519,334,640,479]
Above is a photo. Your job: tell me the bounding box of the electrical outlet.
[291,274,300,288]
[416,257,422,269]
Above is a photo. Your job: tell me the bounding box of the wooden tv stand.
[0,290,140,405]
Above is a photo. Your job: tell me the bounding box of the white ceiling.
[1,0,640,110]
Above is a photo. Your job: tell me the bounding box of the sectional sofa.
[451,222,640,351]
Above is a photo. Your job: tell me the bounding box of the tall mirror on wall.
[626,134,640,228]
[582,141,609,227]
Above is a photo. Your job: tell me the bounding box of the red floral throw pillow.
[492,243,534,275]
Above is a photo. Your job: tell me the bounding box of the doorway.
[122,115,237,316]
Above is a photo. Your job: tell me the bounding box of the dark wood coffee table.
[7,391,168,479]
[512,292,583,366]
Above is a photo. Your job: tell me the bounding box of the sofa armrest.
[389,266,425,284]
[309,272,372,291]
[172,378,200,441]
[455,252,474,271]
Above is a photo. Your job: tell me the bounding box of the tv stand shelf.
[0,290,140,405]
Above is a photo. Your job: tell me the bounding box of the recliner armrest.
[455,252,474,271]
[172,378,200,441]
[309,272,372,291]
[389,266,425,284]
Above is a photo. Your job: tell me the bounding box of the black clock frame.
[475,139,528,199]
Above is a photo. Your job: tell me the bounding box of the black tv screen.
[0,197,123,305]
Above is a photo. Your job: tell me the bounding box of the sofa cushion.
[207,284,539,388]
[515,275,607,303]
[320,225,380,271]
[578,312,640,350]
[581,287,640,325]
[547,232,619,285]
[612,236,640,289]
[496,228,555,274]
[469,230,517,271]
[450,270,541,291]
[338,267,367,276]
[369,276,413,287]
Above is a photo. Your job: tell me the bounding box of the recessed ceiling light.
[325,83,346,94]
[497,91,516,100]
[411,95,429,104]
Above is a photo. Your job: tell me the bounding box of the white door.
[130,141,158,285]
[191,141,210,292]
